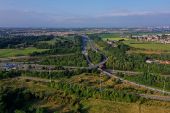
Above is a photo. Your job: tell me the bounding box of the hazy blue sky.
[0,0,170,28]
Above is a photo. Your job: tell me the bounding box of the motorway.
[81,35,108,69]
[81,35,170,101]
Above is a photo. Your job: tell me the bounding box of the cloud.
[96,10,170,17]
[0,9,170,27]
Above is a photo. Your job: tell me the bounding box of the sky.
[0,0,170,28]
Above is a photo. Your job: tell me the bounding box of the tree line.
[31,36,83,56]
[0,71,21,79]
[40,53,88,67]
[0,35,54,49]
[22,68,99,79]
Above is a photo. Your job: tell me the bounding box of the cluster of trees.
[40,54,88,67]
[0,71,21,79]
[0,35,54,49]
[22,68,99,79]
[105,45,170,74]
[124,72,170,91]
[50,81,141,103]
[0,68,99,80]
[0,85,84,113]
[31,36,83,56]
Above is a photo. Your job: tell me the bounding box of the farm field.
[0,47,48,58]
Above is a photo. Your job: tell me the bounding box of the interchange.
[0,35,170,101]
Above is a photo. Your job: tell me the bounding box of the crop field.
[0,47,48,58]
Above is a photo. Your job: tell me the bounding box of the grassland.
[1,73,170,113]
[83,99,170,113]
[39,38,57,45]
[0,47,48,58]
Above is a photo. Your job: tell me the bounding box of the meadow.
[124,40,170,51]
[101,33,129,41]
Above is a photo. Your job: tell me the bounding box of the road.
[139,94,170,102]
[106,69,142,75]
[81,35,108,69]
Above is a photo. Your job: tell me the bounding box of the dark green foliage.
[0,71,21,79]
[0,87,37,113]
[22,69,100,79]
[0,35,54,49]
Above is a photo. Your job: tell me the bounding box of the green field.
[0,47,48,58]
[127,49,170,54]
[101,34,129,41]
[39,38,57,45]
[124,40,170,51]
